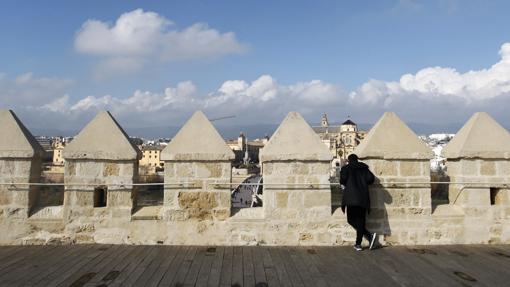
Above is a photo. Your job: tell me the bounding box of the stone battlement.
[0,110,509,246]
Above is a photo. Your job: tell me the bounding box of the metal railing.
[0,181,509,187]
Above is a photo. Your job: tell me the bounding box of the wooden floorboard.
[35,245,106,287]
[267,247,292,287]
[207,246,224,287]
[1,245,510,286]
[219,246,233,287]
[261,247,280,287]
[158,246,189,286]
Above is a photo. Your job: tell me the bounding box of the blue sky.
[1,0,510,134]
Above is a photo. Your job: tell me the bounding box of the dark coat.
[340,161,375,210]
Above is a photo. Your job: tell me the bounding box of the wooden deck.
[0,245,509,286]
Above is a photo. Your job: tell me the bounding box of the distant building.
[226,133,267,166]
[52,138,64,165]
[313,114,367,163]
[139,145,165,173]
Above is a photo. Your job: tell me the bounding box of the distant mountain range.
[29,121,475,140]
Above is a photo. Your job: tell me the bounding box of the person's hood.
[348,161,369,169]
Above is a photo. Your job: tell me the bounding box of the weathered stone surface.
[259,112,332,162]
[354,112,433,160]
[178,192,218,220]
[0,110,44,158]
[103,163,120,177]
[276,192,288,208]
[443,112,510,159]
[161,111,234,161]
[399,161,424,177]
[63,111,141,160]
[480,161,496,176]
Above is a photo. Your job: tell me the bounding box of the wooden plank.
[367,247,433,287]
[6,245,71,285]
[261,247,280,287]
[231,246,243,287]
[146,246,181,287]
[82,244,134,286]
[251,246,267,286]
[34,245,108,287]
[171,246,198,286]
[7,245,70,286]
[416,245,490,286]
[287,247,318,287]
[158,246,190,286]
[243,247,255,287]
[109,245,158,286]
[267,247,293,287]
[317,246,375,287]
[56,245,141,287]
[353,248,405,287]
[0,246,41,272]
[207,246,225,287]
[440,245,509,286]
[400,246,466,287]
[294,247,328,287]
[108,245,157,287]
[0,246,25,265]
[0,245,57,284]
[120,245,160,286]
[195,247,215,287]
[134,246,170,286]
[219,246,233,287]
[183,247,206,287]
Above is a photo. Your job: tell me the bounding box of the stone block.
[0,160,16,176]
[299,232,313,242]
[195,162,223,178]
[103,162,120,177]
[107,190,133,207]
[77,161,103,178]
[304,191,331,208]
[480,161,496,176]
[212,208,230,220]
[311,163,332,175]
[120,162,136,177]
[175,162,194,178]
[276,191,288,208]
[290,162,309,175]
[288,191,304,207]
[0,190,11,205]
[164,162,175,177]
[496,161,510,177]
[217,192,230,208]
[399,161,422,177]
[177,192,218,220]
[372,160,398,177]
[460,160,478,176]
[65,161,76,176]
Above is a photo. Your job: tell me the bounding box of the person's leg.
[347,206,364,246]
[360,208,372,239]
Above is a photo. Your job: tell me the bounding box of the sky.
[1,0,510,137]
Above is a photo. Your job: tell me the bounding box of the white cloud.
[0,73,73,108]
[5,43,510,133]
[75,9,248,77]
[349,43,510,106]
[75,9,170,56]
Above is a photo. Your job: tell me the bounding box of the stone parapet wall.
[163,161,232,221]
[1,110,510,246]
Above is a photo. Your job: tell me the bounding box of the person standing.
[340,153,377,251]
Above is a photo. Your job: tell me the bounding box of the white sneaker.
[369,233,377,250]
[354,245,363,251]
